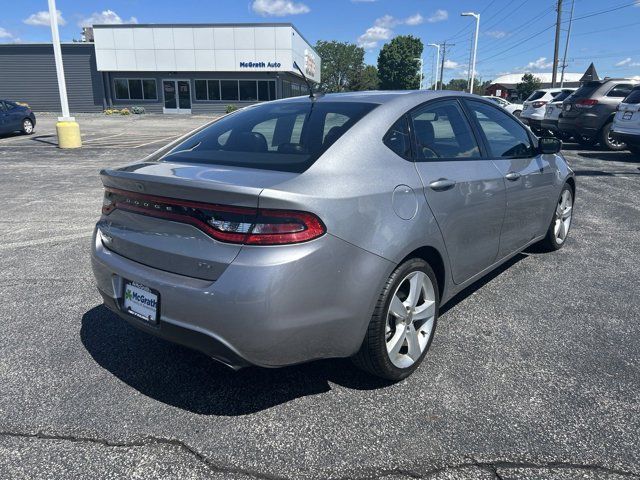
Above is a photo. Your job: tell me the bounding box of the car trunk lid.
[98,161,298,280]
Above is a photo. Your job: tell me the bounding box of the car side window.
[410,100,480,160]
[4,101,16,111]
[466,100,535,159]
[383,116,412,159]
[607,84,634,98]
[0,102,6,112]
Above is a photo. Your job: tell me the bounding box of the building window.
[194,80,276,102]
[114,78,157,100]
[220,80,238,101]
[239,81,258,101]
[195,80,221,101]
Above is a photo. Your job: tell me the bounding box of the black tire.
[536,183,574,252]
[21,118,34,135]
[599,122,626,151]
[352,258,439,381]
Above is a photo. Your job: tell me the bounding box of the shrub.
[120,108,131,115]
[104,109,121,115]
[225,104,239,114]
[130,106,146,114]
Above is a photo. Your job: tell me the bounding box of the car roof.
[273,90,482,106]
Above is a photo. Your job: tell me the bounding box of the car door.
[0,102,7,134]
[3,101,23,132]
[410,98,506,285]
[463,99,556,258]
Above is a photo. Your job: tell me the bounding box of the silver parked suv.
[558,78,639,150]
[92,91,575,380]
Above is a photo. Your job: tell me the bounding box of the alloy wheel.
[607,128,625,149]
[23,120,33,134]
[554,189,573,244]
[385,271,436,369]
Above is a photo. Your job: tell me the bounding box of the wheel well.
[402,246,446,300]
[566,176,576,197]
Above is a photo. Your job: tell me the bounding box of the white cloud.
[24,10,66,27]
[444,60,460,69]
[615,57,632,67]
[358,25,393,50]
[357,13,425,50]
[0,28,13,39]
[405,13,424,26]
[251,0,310,17]
[78,10,138,27]
[515,57,553,72]
[427,9,448,23]
[486,30,509,39]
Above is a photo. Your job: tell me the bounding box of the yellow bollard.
[56,120,82,149]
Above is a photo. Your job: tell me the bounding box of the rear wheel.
[21,118,34,135]
[537,184,574,252]
[599,122,626,151]
[513,110,522,118]
[353,258,439,381]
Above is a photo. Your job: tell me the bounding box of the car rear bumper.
[558,112,605,138]
[91,227,393,369]
[611,131,640,147]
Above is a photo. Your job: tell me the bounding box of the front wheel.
[352,258,439,381]
[22,118,34,135]
[599,122,626,151]
[537,184,574,252]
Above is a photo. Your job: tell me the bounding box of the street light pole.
[428,43,441,90]
[48,0,81,148]
[415,57,424,89]
[461,12,480,94]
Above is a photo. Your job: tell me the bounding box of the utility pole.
[428,43,441,90]
[551,0,563,87]
[560,0,575,88]
[462,12,480,94]
[439,42,454,91]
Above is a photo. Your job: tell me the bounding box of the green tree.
[352,65,380,91]
[516,73,542,100]
[377,35,424,90]
[315,40,366,93]
[444,78,481,92]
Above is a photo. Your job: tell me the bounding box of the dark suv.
[558,79,639,150]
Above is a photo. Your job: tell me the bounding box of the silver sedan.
[92,91,575,381]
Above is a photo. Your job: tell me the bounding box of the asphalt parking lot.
[1,114,639,480]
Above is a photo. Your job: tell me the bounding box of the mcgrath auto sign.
[239,61,282,68]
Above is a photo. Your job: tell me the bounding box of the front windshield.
[158,101,378,172]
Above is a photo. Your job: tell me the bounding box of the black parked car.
[558,79,639,150]
[0,100,36,135]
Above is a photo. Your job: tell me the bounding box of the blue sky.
[2,0,640,83]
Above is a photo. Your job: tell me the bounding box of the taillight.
[575,99,599,109]
[101,188,325,245]
[532,101,548,109]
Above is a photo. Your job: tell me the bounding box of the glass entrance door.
[163,80,191,114]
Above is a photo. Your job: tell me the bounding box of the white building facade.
[93,23,320,114]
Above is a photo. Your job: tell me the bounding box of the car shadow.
[439,253,527,316]
[80,305,393,416]
[578,151,640,163]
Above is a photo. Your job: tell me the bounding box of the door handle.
[505,172,521,181]
[428,179,456,191]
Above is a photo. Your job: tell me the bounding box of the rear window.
[570,82,601,99]
[623,88,640,104]
[526,91,546,101]
[158,101,378,172]
[553,90,574,102]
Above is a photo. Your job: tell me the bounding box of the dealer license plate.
[123,281,159,324]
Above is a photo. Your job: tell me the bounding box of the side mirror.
[538,137,562,154]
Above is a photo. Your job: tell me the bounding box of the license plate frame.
[122,280,160,324]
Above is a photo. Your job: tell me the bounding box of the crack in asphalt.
[1,430,639,479]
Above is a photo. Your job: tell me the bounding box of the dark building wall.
[0,43,105,113]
